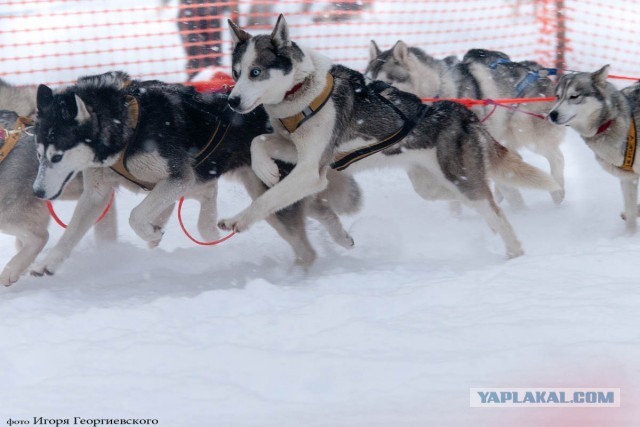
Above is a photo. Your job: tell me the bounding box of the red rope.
[177,196,235,246]
[46,191,115,229]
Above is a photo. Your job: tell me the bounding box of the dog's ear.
[392,40,410,64]
[228,19,251,45]
[74,94,90,123]
[37,84,54,112]
[271,14,291,49]
[369,40,381,61]
[591,64,610,89]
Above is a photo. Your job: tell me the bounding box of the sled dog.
[0,110,118,286]
[32,72,361,275]
[219,15,561,258]
[549,66,640,233]
[365,42,566,206]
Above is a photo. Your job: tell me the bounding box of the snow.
[2,131,639,426]
[1,1,639,426]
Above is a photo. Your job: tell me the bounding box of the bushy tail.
[488,140,560,191]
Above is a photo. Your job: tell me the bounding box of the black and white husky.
[32,71,360,275]
[549,66,640,233]
[219,15,561,259]
[365,42,566,206]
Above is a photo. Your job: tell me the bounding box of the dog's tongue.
[285,82,304,99]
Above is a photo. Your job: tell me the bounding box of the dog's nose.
[548,110,559,123]
[228,96,241,110]
[33,188,46,199]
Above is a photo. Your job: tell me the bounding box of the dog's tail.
[488,140,560,191]
[324,171,363,215]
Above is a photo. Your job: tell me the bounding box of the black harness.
[331,81,428,171]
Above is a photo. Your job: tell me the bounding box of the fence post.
[555,0,567,74]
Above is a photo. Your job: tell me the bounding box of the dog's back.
[0,79,37,118]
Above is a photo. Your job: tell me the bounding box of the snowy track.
[2,132,639,426]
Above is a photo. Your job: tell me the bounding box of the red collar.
[284,82,304,99]
[596,119,613,135]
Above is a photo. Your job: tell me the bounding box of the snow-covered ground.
[1,1,640,426]
[2,129,639,426]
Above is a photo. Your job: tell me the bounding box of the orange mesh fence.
[0,0,638,87]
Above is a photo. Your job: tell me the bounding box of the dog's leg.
[407,167,457,200]
[2,227,48,286]
[31,169,115,276]
[236,167,316,266]
[305,196,354,249]
[620,177,638,234]
[494,184,525,210]
[251,133,297,187]
[93,196,118,242]
[195,180,220,242]
[536,143,566,205]
[129,175,193,244]
[219,135,330,232]
[467,192,524,259]
[148,203,175,248]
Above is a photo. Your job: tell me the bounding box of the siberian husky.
[365,42,566,206]
[218,15,561,259]
[549,65,640,233]
[0,110,117,286]
[32,72,360,275]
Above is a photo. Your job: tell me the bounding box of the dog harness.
[489,59,558,98]
[594,117,637,172]
[111,94,232,190]
[109,95,156,190]
[621,117,637,172]
[331,81,428,171]
[279,74,335,134]
[278,74,425,171]
[0,116,33,165]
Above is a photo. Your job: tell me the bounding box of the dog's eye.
[250,67,262,78]
[569,94,581,100]
[232,69,240,80]
[50,154,63,163]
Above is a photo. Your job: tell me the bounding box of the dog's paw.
[0,268,20,287]
[30,257,62,277]
[551,189,565,205]
[130,216,165,244]
[335,232,355,249]
[197,224,221,242]
[507,246,525,259]
[218,215,251,233]
[253,157,281,187]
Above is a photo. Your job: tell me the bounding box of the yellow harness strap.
[110,95,156,191]
[620,117,637,172]
[0,116,34,164]
[279,74,334,134]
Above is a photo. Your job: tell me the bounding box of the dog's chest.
[124,151,170,182]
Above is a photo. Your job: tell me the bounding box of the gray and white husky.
[549,65,640,233]
[365,42,566,206]
[219,15,561,259]
[0,78,37,118]
[32,71,359,275]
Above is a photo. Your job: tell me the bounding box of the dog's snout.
[33,188,46,200]
[548,110,559,123]
[228,96,241,110]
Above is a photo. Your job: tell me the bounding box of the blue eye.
[250,68,262,78]
[51,154,63,163]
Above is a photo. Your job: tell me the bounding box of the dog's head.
[364,40,441,98]
[32,84,98,200]
[548,65,612,137]
[227,15,305,113]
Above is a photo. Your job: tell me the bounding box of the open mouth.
[47,171,74,201]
